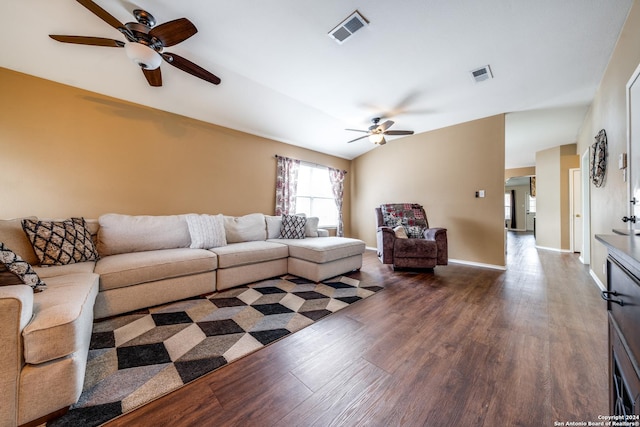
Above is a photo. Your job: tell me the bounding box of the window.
[528,194,536,213]
[295,164,338,227]
[505,192,511,220]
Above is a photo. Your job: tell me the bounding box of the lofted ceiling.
[0,0,633,167]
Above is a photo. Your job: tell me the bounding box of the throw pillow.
[405,225,425,239]
[0,242,47,292]
[279,214,307,239]
[393,225,408,239]
[304,217,320,237]
[185,214,227,249]
[22,217,100,266]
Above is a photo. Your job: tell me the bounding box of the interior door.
[571,168,582,253]
[629,64,640,229]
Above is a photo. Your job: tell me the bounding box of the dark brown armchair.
[375,203,448,269]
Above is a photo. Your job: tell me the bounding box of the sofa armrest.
[424,227,448,265]
[376,226,396,264]
[0,285,34,426]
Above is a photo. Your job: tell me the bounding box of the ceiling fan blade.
[345,128,369,133]
[347,134,370,144]
[384,130,414,136]
[49,35,125,47]
[162,52,221,85]
[150,18,197,47]
[377,120,394,132]
[76,0,125,30]
[142,67,162,87]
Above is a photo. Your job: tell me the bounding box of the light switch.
[478,190,485,198]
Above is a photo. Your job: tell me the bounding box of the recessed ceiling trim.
[328,10,369,44]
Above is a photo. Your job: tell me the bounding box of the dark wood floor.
[106,232,608,426]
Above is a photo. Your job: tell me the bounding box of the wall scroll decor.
[590,129,607,187]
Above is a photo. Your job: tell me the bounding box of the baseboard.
[589,269,606,292]
[448,258,506,271]
[535,245,572,253]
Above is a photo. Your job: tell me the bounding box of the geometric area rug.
[48,274,382,427]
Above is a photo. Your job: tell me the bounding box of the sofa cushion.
[185,213,227,249]
[95,248,218,291]
[34,261,96,278]
[272,237,365,264]
[0,217,39,265]
[22,218,99,266]
[97,214,191,256]
[224,213,266,243]
[23,272,99,364]
[210,241,288,269]
[394,238,437,258]
[279,214,306,239]
[0,242,47,292]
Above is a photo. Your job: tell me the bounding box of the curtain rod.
[274,154,347,174]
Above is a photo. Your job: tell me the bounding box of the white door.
[570,168,582,253]
[629,65,640,229]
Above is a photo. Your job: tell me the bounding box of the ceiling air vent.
[471,65,493,83]
[329,10,369,44]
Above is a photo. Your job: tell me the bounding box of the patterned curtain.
[275,156,300,215]
[328,167,346,237]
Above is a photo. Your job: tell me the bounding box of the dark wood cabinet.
[597,235,640,416]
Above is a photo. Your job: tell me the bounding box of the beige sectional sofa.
[0,213,365,427]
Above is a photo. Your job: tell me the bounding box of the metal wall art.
[591,129,607,187]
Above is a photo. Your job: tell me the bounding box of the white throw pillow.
[305,217,320,237]
[265,215,282,239]
[393,225,408,239]
[185,214,227,249]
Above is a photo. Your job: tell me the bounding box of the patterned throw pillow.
[279,214,307,239]
[0,242,47,292]
[185,214,227,249]
[22,217,99,266]
[405,226,425,239]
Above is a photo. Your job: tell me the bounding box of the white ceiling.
[0,0,633,167]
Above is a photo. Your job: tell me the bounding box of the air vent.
[328,10,369,44]
[471,65,493,83]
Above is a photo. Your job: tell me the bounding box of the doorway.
[569,168,582,254]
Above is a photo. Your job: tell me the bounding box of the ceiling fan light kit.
[124,42,161,70]
[49,0,221,87]
[368,134,385,144]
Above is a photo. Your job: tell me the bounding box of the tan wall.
[535,144,578,250]
[351,114,506,267]
[536,147,562,248]
[577,0,640,284]
[0,68,352,235]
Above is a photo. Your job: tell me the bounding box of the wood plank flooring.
[105,232,608,426]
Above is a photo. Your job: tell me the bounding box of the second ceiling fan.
[346,117,414,145]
